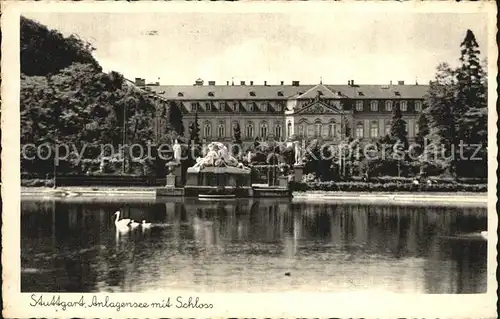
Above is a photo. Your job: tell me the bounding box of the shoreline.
[20,187,488,206]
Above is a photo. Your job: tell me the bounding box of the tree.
[455,29,487,178]
[187,112,202,162]
[388,101,409,176]
[167,101,184,138]
[415,110,430,154]
[342,116,351,138]
[232,122,243,159]
[421,63,457,176]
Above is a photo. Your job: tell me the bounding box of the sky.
[24,10,489,85]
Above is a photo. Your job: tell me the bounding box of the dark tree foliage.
[166,101,184,138]
[414,109,430,156]
[389,101,409,149]
[233,122,242,144]
[20,16,99,76]
[187,112,202,162]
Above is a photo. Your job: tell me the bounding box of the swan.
[141,220,152,229]
[129,220,140,230]
[480,231,487,239]
[114,211,131,230]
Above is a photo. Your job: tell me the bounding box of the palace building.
[138,78,428,146]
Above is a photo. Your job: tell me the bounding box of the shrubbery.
[290,181,486,192]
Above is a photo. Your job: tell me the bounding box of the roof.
[146,83,429,100]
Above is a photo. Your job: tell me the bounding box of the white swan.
[129,220,140,230]
[114,211,131,230]
[141,220,152,229]
[480,231,487,239]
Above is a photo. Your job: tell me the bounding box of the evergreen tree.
[388,101,409,176]
[414,109,430,155]
[232,122,243,159]
[455,29,487,177]
[187,112,201,162]
[233,122,242,144]
[342,116,351,138]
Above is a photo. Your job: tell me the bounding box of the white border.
[1,1,497,318]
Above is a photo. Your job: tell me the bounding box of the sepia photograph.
[2,1,497,318]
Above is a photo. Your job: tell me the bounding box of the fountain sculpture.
[184,142,252,197]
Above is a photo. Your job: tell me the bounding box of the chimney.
[208,81,216,86]
[250,81,254,86]
[264,81,267,86]
[390,80,393,85]
[280,81,284,85]
[351,80,354,86]
[195,78,204,86]
[240,81,246,85]
[227,81,230,86]
[292,81,300,86]
[347,80,351,85]
[398,80,404,85]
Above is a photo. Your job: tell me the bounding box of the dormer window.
[277,91,284,97]
[317,90,323,96]
[177,92,184,97]
[357,91,364,96]
[394,91,401,96]
[208,92,214,97]
[249,91,256,97]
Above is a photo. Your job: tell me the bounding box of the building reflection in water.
[21,199,487,293]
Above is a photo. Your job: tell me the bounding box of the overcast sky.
[24,10,489,85]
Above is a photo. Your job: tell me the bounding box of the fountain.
[184,142,252,198]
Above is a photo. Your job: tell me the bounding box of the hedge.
[349,175,487,185]
[290,181,487,192]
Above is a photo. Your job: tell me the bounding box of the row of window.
[355,100,422,112]
[192,101,284,112]
[202,122,283,139]
[354,121,420,139]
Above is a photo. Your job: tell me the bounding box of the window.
[315,123,322,137]
[208,92,214,97]
[260,122,268,137]
[415,101,422,112]
[220,101,226,110]
[177,92,184,97]
[298,124,305,137]
[370,121,379,138]
[275,124,282,139]
[385,122,391,135]
[356,100,363,111]
[218,122,225,138]
[206,103,211,112]
[287,122,292,137]
[204,123,212,138]
[356,123,364,138]
[400,100,407,112]
[277,91,284,97]
[267,103,272,112]
[328,124,337,138]
[415,123,419,134]
[371,101,378,111]
[233,102,239,112]
[192,102,198,112]
[385,101,392,111]
[246,122,254,137]
[250,91,256,97]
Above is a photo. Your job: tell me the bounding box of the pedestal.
[293,164,304,182]
[278,176,289,188]
[166,174,176,188]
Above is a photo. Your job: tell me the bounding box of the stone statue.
[173,139,182,163]
[247,151,252,164]
[191,142,250,171]
[294,141,303,165]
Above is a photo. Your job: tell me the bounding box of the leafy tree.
[167,101,184,138]
[414,109,430,155]
[421,63,457,176]
[20,16,99,76]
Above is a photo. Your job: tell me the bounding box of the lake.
[21,198,488,293]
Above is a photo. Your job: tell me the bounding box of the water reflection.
[21,199,487,293]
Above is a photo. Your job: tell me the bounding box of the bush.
[290,181,487,192]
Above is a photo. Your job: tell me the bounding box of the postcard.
[1,1,497,318]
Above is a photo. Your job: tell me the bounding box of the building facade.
[140,78,428,146]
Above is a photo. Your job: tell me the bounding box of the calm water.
[21,198,487,293]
